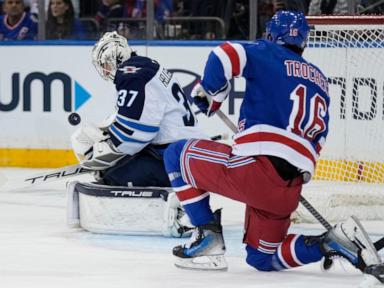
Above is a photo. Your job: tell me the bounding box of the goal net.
[293,16,384,223]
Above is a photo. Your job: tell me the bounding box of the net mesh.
[294,18,384,223]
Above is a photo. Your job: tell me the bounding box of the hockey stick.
[214,109,384,252]
[300,194,384,251]
[0,133,228,191]
[0,164,91,190]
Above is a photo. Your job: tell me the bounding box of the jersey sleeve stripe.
[213,45,233,80]
[221,42,240,76]
[217,42,246,78]
[109,125,149,144]
[230,43,247,76]
[114,121,134,136]
[116,115,159,133]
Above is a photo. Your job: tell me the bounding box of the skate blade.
[174,255,228,271]
[343,216,382,266]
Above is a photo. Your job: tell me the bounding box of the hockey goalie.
[67,31,207,237]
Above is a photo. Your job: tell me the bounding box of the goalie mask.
[265,10,309,50]
[92,31,133,81]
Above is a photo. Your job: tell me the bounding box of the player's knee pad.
[245,245,276,272]
[163,139,189,173]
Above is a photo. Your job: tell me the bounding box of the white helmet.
[92,31,133,81]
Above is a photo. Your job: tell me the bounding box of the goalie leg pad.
[66,181,193,237]
[162,192,193,237]
[66,181,81,228]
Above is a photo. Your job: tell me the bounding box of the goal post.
[293,16,384,223]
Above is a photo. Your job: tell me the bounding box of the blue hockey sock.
[182,194,214,226]
[272,234,323,270]
[246,234,323,271]
[163,140,214,226]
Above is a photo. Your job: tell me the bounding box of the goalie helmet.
[92,31,133,81]
[265,10,309,49]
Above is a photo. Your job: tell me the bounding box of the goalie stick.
[0,164,91,190]
[214,109,384,253]
[0,134,228,190]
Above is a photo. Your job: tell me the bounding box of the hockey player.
[69,31,206,237]
[72,31,206,187]
[163,10,383,281]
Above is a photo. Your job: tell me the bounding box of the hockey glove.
[71,124,126,170]
[191,82,222,117]
[71,124,109,163]
[81,139,126,170]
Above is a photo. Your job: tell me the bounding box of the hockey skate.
[321,216,383,284]
[173,209,227,271]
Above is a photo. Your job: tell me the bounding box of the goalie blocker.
[67,181,193,237]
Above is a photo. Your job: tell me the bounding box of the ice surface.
[0,168,383,288]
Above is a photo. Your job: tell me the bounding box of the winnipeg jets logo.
[119,66,142,74]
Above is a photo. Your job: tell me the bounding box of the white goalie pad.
[66,181,193,237]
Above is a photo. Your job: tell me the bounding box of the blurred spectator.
[23,0,80,17]
[308,0,351,15]
[155,0,172,23]
[79,0,99,17]
[119,0,172,22]
[253,0,309,38]
[184,0,223,21]
[127,0,145,18]
[255,0,274,38]
[226,0,250,39]
[23,0,38,16]
[95,0,125,29]
[228,0,309,40]
[358,0,384,14]
[273,0,309,13]
[0,0,37,40]
[176,0,223,39]
[95,0,172,39]
[46,0,84,39]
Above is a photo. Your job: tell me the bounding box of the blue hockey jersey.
[0,12,37,40]
[108,55,206,155]
[200,40,330,176]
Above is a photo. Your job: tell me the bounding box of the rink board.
[0,41,383,184]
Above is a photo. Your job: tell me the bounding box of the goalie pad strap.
[74,181,170,200]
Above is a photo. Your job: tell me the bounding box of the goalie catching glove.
[191,81,231,117]
[71,124,125,170]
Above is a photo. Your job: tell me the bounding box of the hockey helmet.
[92,31,133,81]
[265,10,310,49]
